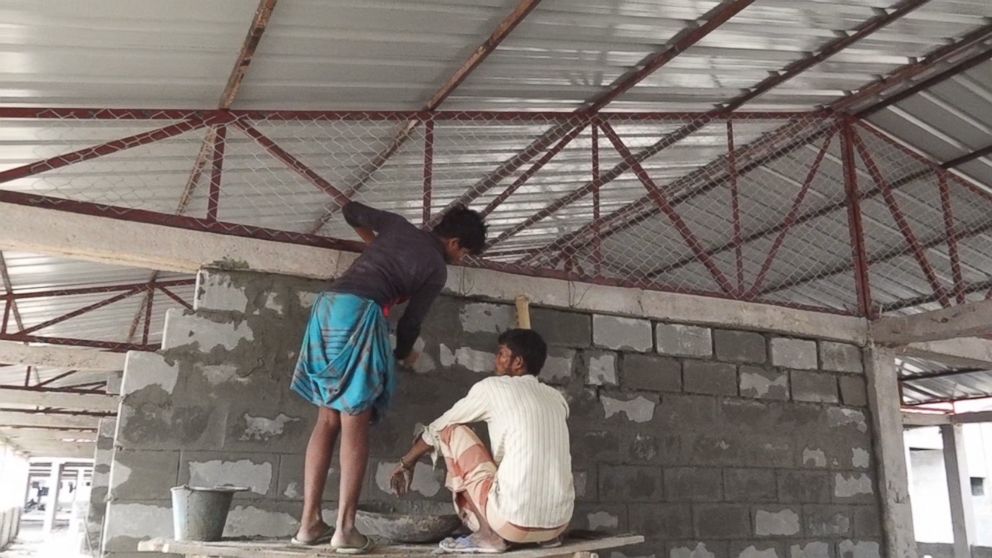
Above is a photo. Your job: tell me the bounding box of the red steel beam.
[851,130,952,307]
[0,333,153,352]
[598,122,735,295]
[6,279,194,301]
[432,0,757,224]
[938,171,966,304]
[219,0,279,109]
[231,120,351,207]
[727,120,743,293]
[35,370,80,388]
[207,125,227,222]
[422,119,435,225]
[0,252,25,335]
[158,285,194,312]
[481,123,588,217]
[841,121,875,318]
[0,115,225,185]
[141,285,154,345]
[591,125,602,276]
[943,142,992,169]
[16,287,144,337]
[744,131,835,298]
[509,0,951,263]
[0,189,363,253]
[308,0,543,233]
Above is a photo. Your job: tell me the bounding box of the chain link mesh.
[2,109,989,316]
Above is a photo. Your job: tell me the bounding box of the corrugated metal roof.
[0,0,991,407]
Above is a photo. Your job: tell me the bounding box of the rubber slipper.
[539,538,563,549]
[438,535,506,554]
[292,526,335,546]
[334,534,374,555]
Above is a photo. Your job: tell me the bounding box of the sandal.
[334,534,375,555]
[291,525,335,546]
[438,535,507,554]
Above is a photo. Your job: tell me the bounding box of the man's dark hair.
[497,328,547,376]
[433,205,487,255]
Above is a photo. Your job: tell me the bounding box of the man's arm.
[342,201,403,244]
[395,279,443,361]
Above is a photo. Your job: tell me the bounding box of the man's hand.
[354,226,376,245]
[401,351,420,369]
[389,463,413,496]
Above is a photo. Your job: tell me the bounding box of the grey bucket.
[171,485,247,541]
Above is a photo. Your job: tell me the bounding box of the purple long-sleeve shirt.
[331,202,447,360]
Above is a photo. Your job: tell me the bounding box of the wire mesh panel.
[1,108,989,317]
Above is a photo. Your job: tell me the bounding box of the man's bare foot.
[293,520,333,545]
[467,532,508,552]
[331,526,369,549]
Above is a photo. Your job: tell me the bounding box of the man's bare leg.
[331,408,373,548]
[296,406,341,542]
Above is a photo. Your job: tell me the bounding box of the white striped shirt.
[422,375,574,529]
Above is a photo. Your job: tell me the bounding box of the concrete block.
[571,430,622,463]
[600,392,657,424]
[693,504,750,539]
[539,348,575,385]
[739,366,789,400]
[624,354,682,392]
[585,351,618,386]
[573,469,594,501]
[531,307,591,347]
[161,309,254,352]
[777,470,831,503]
[713,330,767,364]
[115,398,227,451]
[770,338,818,370]
[224,501,301,538]
[195,269,250,313]
[276,453,338,500]
[622,432,680,465]
[178,451,276,498]
[833,473,874,503]
[439,344,496,374]
[107,370,124,395]
[654,394,719,432]
[656,323,713,358]
[224,410,310,452]
[851,506,881,538]
[789,542,833,558]
[593,315,653,352]
[819,342,863,373]
[668,541,729,558]
[753,507,800,536]
[838,376,867,407]
[836,540,880,558]
[108,450,179,501]
[801,447,829,468]
[738,436,794,468]
[724,469,776,502]
[570,504,628,533]
[802,505,852,537]
[628,503,693,540]
[731,542,783,558]
[121,351,180,398]
[458,302,515,336]
[683,361,737,396]
[664,467,722,502]
[102,501,173,552]
[598,465,663,502]
[790,371,839,403]
[718,399,787,432]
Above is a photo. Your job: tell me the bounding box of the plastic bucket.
[170,485,247,541]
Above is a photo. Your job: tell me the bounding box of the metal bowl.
[356,502,461,543]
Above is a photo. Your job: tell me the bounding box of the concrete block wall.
[104,268,884,558]
[85,417,116,553]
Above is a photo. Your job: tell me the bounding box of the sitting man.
[390,329,574,553]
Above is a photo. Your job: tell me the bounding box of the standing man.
[391,329,574,554]
[291,202,487,552]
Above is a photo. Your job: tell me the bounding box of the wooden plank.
[0,340,125,369]
[872,299,992,345]
[0,386,119,412]
[138,534,645,558]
